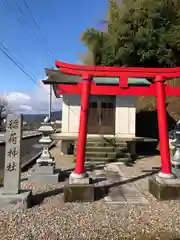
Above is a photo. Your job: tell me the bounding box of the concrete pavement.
[0,131,42,143]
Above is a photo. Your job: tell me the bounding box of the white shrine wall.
[61,94,81,133]
[61,94,136,137]
[115,96,136,137]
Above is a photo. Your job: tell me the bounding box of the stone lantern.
[2,118,6,131]
[171,120,180,177]
[29,117,59,184]
[36,117,54,164]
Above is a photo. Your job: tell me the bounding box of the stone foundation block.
[0,189,32,212]
[69,175,92,185]
[149,177,180,200]
[64,184,94,202]
[29,173,59,185]
[32,164,55,175]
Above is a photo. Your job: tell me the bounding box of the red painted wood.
[56,83,180,96]
[119,74,128,88]
[155,76,172,175]
[55,60,180,75]
[59,67,180,79]
[74,74,92,174]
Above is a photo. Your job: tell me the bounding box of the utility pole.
[48,65,54,122]
[49,84,52,121]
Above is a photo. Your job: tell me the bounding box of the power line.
[22,0,53,59]
[0,42,60,111]
[0,42,60,108]
[0,42,79,117]
[3,0,47,76]
[0,42,36,80]
[0,43,40,87]
[4,0,52,67]
[2,3,60,93]
[1,1,62,113]
[3,0,36,46]
[22,0,40,32]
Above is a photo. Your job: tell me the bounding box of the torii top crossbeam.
[43,61,180,96]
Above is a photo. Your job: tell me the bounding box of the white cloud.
[19,104,33,111]
[2,80,62,114]
[6,92,31,102]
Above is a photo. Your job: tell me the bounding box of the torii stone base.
[64,173,94,202]
[149,177,180,200]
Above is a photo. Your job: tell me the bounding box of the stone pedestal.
[0,190,32,212]
[29,118,59,185]
[171,144,180,177]
[149,176,180,200]
[64,172,94,202]
[29,163,59,184]
[171,123,180,177]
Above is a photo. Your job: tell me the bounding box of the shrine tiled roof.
[43,68,151,86]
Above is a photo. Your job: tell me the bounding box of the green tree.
[0,96,11,130]
[81,0,180,67]
[80,0,121,66]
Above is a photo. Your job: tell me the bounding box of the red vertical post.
[155,75,172,176]
[74,74,92,174]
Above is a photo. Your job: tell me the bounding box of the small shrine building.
[43,62,154,155]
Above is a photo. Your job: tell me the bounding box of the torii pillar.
[69,73,92,181]
[148,76,180,201]
[155,75,174,178]
[64,74,94,202]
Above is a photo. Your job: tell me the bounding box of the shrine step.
[85,156,130,163]
[86,137,127,142]
[85,146,129,153]
[85,151,131,158]
[75,143,128,151]
[85,146,115,152]
[74,137,132,163]
[86,141,127,148]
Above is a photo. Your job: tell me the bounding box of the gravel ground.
[0,151,180,239]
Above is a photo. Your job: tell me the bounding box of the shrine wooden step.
[74,142,128,150]
[85,156,130,163]
[84,151,131,159]
[86,141,127,148]
[85,146,115,152]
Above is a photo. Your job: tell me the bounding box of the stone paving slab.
[51,148,149,204]
[90,164,149,204]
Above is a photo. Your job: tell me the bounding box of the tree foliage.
[0,96,10,127]
[81,0,180,67]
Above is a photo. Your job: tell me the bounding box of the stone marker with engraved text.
[3,114,22,195]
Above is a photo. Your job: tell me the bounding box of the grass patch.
[0,176,4,185]
[171,148,176,156]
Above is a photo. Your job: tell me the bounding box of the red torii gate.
[53,61,180,180]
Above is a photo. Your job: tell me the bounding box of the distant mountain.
[23,111,62,123]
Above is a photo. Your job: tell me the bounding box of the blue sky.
[0,0,108,113]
